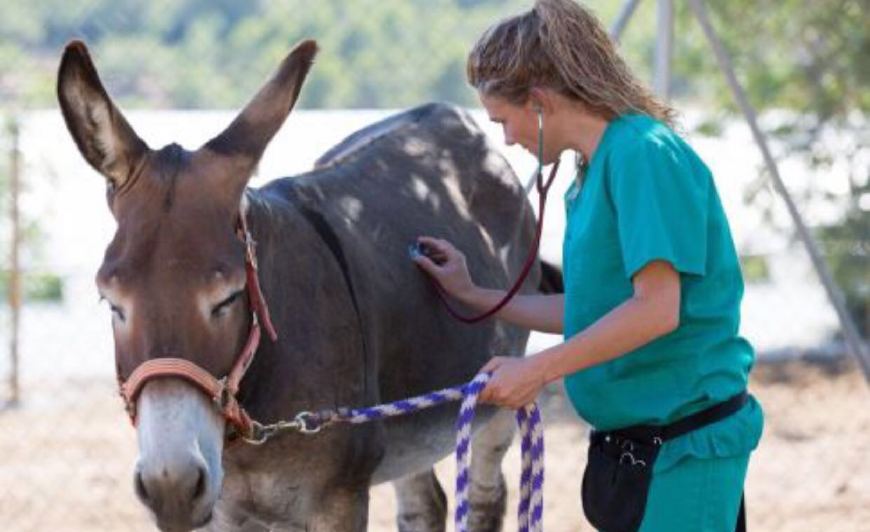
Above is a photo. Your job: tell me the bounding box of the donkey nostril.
[134,471,150,503]
[192,466,206,501]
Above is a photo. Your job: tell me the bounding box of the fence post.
[653,0,674,100]
[6,117,21,406]
[610,0,643,43]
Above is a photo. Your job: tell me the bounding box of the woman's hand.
[478,356,547,409]
[412,236,476,301]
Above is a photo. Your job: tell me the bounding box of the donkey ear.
[203,40,318,167]
[57,40,149,190]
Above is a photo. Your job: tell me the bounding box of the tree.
[678,0,869,337]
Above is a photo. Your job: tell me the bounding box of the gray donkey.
[57,39,551,532]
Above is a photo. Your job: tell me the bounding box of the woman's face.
[479,92,557,164]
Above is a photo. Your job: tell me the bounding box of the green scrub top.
[562,113,763,471]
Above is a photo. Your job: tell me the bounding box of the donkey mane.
[150,143,188,211]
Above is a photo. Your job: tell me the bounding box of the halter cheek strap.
[238,208,277,341]
[116,209,277,439]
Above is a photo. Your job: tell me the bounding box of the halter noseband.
[117,210,278,439]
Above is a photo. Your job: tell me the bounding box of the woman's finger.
[418,236,457,256]
[479,382,495,403]
[417,235,446,251]
[412,254,442,276]
[479,356,506,374]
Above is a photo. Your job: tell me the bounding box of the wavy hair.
[467,0,677,126]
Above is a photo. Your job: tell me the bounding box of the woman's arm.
[412,236,564,333]
[456,287,564,334]
[536,260,679,381]
[479,260,681,407]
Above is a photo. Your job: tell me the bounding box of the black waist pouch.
[582,429,661,532]
[581,392,748,532]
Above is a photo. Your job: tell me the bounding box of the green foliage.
[670,0,869,116]
[667,0,868,335]
[740,255,771,284]
[0,271,64,302]
[0,0,864,113]
[0,0,549,109]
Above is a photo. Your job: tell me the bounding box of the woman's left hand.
[478,356,547,409]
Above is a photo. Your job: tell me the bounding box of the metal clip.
[242,421,276,445]
[240,412,326,445]
[619,451,647,468]
[242,419,303,445]
[294,411,324,434]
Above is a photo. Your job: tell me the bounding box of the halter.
[116,209,278,439]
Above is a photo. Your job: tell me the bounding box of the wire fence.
[2,2,869,530]
[1,105,868,531]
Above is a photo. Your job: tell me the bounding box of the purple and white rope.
[515,403,544,532]
[314,372,544,532]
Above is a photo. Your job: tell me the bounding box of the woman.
[412,1,764,530]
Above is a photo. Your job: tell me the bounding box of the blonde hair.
[467,0,677,126]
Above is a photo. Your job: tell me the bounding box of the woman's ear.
[528,87,554,114]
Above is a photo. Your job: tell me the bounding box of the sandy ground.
[0,359,867,531]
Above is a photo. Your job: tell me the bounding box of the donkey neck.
[235,184,374,424]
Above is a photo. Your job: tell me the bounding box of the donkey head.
[57,39,317,531]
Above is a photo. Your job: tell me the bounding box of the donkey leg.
[467,409,515,532]
[393,468,448,532]
[308,485,369,532]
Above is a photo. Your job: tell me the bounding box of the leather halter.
[117,210,278,439]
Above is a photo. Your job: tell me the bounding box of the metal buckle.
[214,377,230,409]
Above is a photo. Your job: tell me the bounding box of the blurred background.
[0,0,867,530]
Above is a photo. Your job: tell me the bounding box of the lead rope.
[249,373,544,532]
[454,374,544,532]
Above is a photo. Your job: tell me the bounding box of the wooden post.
[6,117,21,406]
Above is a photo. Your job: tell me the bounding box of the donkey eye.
[100,295,126,322]
[110,304,126,321]
[212,290,243,317]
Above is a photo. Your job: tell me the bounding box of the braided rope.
[316,372,544,532]
[516,404,545,532]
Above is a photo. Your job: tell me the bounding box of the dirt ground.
[1,359,867,531]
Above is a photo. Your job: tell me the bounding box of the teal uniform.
[562,114,764,531]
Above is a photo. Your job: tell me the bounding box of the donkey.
[57,39,546,532]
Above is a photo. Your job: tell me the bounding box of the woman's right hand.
[412,236,477,302]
